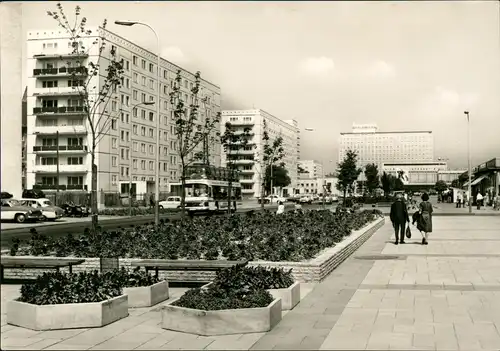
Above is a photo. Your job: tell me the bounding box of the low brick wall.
[249,217,385,282]
[1,218,384,283]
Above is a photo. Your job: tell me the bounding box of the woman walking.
[419,193,433,245]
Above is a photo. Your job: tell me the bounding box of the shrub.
[18,271,123,305]
[98,207,181,216]
[12,209,380,262]
[105,267,160,288]
[172,285,274,311]
[213,265,294,291]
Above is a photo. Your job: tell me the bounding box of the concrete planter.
[268,281,300,310]
[123,280,169,308]
[161,297,282,336]
[7,295,128,331]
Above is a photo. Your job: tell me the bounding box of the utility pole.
[56,130,60,204]
[465,111,472,213]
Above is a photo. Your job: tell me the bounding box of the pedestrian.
[476,192,483,210]
[419,193,433,245]
[390,193,410,245]
[149,194,155,209]
[485,193,490,207]
[494,194,499,211]
[276,201,285,215]
[456,191,462,208]
[463,192,468,208]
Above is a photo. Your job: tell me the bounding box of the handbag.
[405,226,412,239]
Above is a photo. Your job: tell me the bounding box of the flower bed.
[7,271,128,330]
[98,207,181,216]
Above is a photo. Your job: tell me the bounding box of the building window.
[133,90,138,100]
[141,160,146,170]
[149,79,154,89]
[133,73,138,83]
[133,107,138,118]
[112,156,117,167]
[42,80,58,88]
[67,137,83,146]
[149,63,154,73]
[163,163,168,172]
[120,130,125,141]
[141,126,146,136]
[141,143,146,153]
[67,176,83,185]
[141,59,146,69]
[112,138,117,148]
[132,159,138,169]
[111,119,117,130]
[141,76,146,86]
[149,128,154,138]
[40,157,57,165]
[112,175,117,185]
[133,125,138,134]
[133,141,138,151]
[163,131,168,141]
[133,56,137,65]
[163,85,168,95]
[149,145,154,154]
[111,101,117,112]
[67,156,83,165]
[149,112,154,122]
[149,161,154,170]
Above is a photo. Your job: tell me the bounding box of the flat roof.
[340,131,432,135]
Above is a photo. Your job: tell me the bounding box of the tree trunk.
[260,169,265,210]
[91,154,98,234]
[227,167,232,215]
[180,166,186,218]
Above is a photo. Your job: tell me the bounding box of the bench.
[131,259,249,280]
[0,257,86,281]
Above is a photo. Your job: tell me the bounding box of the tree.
[169,70,220,216]
[394,178,405,191]
[264,164,291,193]
[381,172,394,198]
[364,163,380,196]
[47,3,124,233]
[256,120,285,210]
[451,179,461,188]
[220,122,252,214]
[335,149,362,200]
[435,180,448,195]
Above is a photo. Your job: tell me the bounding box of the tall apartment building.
[26,27,221,196]
[220,109,299,198]
[1,3,23,197]
[298,160,323,179]
[339,123,434,169]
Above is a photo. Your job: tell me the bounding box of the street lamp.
[128,101,155,216]
[464,111,472,213]
[115,20,161,225]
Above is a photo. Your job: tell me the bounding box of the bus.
[169,164,242,213]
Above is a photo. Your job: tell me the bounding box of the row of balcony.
[32,164,88,173]
[33,145,88,152]
[33,87,81,97]
[33,125,87,135]
[33,67,88,77]
[33,106,88,115]
[33,184,88,191]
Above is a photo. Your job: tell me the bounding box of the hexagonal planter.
[269,282,300,310]
[7,295,128,331]
[161,297,282,336]
[124,280,169,308]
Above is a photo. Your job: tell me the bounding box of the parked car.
[158,196,182,209]
[22,189,45,199]
[60,202,90,217]
[299,195,313,204]
[1,199,43,223]
[258,195,286,204]
[20,198,64,221]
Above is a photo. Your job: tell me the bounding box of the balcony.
[33,67,88,78]
[228,149,255,155]
[34,125,87,135]
[239,179,255,183]
[33,184,88,191]
[232,159,255,164]
[33,87,81,97]
[34,53,89,60]
[33,164,88,173]
[33,145,88,154]
[33,106,88,116]
[241,188,255,193]
[239,169,255,174]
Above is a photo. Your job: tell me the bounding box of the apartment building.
[220,109,299,198]
[26,27,221,196]
[298,160,323,179]
[339,123,434,169]
[1,3,23,197]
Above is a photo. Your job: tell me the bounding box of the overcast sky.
[19,1,500,172]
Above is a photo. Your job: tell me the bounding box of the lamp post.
[115,20,161,225]
[464,111,472,213]
[129,101,155,216]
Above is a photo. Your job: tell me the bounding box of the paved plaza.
[2,215,500,350]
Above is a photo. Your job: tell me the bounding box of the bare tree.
[220,122,252,214]
[169,70,220,215]
[47,3,124,233]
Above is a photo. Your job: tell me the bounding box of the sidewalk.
[371,202,500,216]
[2,216,499,350]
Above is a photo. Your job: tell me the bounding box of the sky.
[18,1,500,173]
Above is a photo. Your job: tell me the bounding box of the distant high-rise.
[221,109,299,198]
[0,3,23,197]
[298,160,323,179]
[338,123,434,168]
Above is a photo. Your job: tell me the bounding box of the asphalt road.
[0,203,327,249]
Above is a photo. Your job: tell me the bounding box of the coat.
[390,199,409,224]
[419,201,433,233]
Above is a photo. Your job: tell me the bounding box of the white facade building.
[1,3,23,197]
[339,123,434,169]
[220,109,299,198]
[26,27,221,196]
[298,160,323,179]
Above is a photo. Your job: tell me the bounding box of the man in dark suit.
[390,193,410,245]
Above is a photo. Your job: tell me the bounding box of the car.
[1,199,43,223]
[158,196,182,209]
[22,189,46,199]
[299,195,313,204]
[20,198,64,221]
[1,192,13,199]
[258,195,286,204]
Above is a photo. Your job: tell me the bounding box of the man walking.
[476,192,484,210]
[390,193,410,245]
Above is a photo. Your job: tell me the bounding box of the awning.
[463,174,487,187]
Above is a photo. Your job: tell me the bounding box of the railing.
[33,145,88,152]
[34,125,87,134]
[33,67,88,76]
[33,87,80,96]
[33,106,88,115]
[33,164,88,173]
[33,184,88,191]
